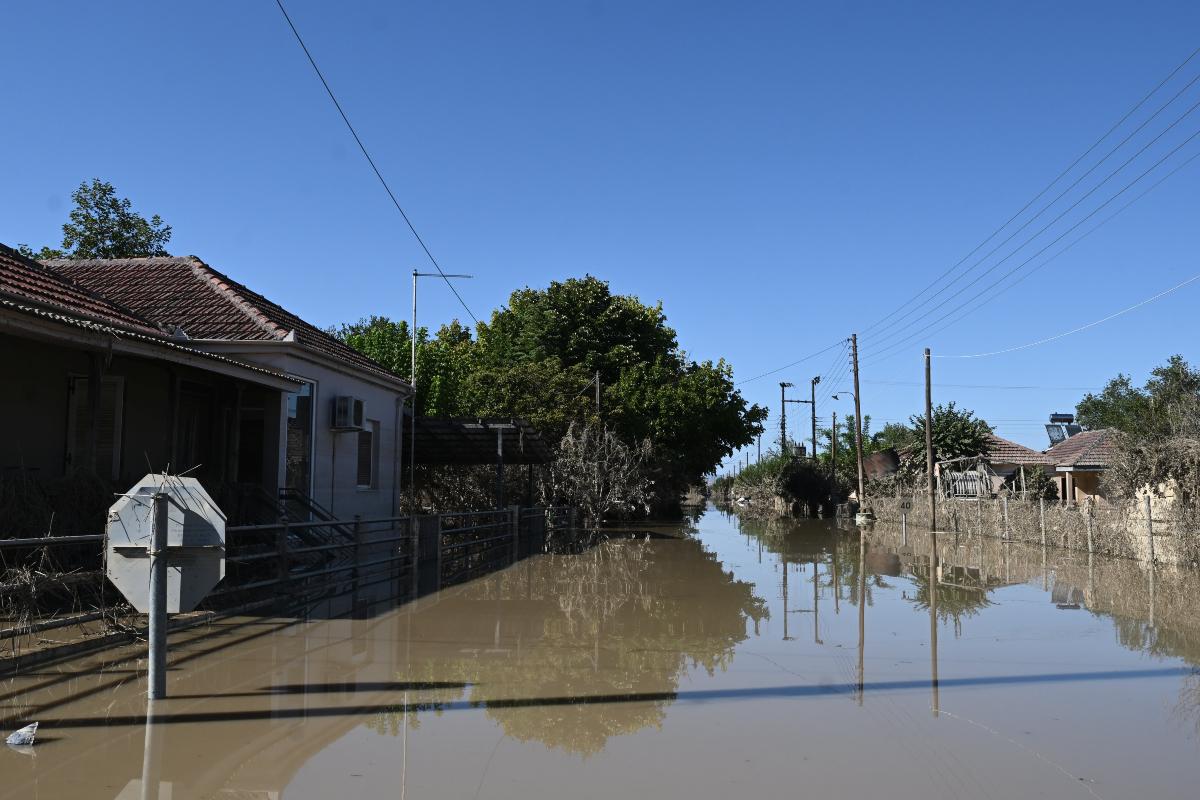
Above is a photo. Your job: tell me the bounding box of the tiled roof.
[984,433,1056,466]
[1045,428,1117,469]
[0,244,162,334]
[45,256,401,381]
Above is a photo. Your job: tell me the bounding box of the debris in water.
[6,722,37,748]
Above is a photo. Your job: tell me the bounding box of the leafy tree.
[872,422,916,452]
[18,179,171,260]
[902,402,993,467]
[333,276,767,512]
[1076,355,1200,438]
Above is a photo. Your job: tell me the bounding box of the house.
[1,243,412,524]
[1044,428,1117,505]
[0,244,302,504]
[41,254,413,521]
[981,433,1057,494]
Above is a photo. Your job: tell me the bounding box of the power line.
[738,339,845,384]
[929,274,1200,359]
[862,143,1200,366]
[275,0,478,324]
[859,45,1200,342]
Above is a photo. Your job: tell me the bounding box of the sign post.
[899,499,913,547]
[107,475,226,699]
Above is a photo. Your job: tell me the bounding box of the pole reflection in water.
[813,560,822,644]
[832,528,839,614]
[140,699,164,800]
[930,528,939,718]
[857,532,866,706]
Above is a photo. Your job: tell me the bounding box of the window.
[357,420,379,489]
[65,376,124,480]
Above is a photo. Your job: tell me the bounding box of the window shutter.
[357,429,373,488]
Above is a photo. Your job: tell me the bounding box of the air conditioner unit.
[332,396,366,430]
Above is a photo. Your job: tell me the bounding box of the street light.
[410,271,473,514]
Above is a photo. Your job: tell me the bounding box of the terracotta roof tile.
[45,256,401,381]
[0,244,162,334]
[984,433,1056,466]
[1045,428,1117,468]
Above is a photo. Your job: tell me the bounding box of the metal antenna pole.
[410,270,417,516]
[851,335,865,508]
[595,370,600,414]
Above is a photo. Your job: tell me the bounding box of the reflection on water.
[4,507,1200,798]
[383,535,768,756]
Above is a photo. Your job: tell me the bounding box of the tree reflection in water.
[370,535,768,757]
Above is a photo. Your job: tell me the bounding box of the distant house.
[1,244,301,500]
[982,433,1057,494]
[934,433,1056,498]
[42,255,413,521]
[1044,428,1117,505]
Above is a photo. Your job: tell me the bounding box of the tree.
[1077,355,1200,438]
[18,179,171,260]
[902,402,993,466]
[333,276,767,514]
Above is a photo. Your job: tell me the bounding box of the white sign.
[106,475,226,613]
[899,500,913,512]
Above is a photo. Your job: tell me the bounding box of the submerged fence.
[872,495,1196,566]
[0,504,575,669]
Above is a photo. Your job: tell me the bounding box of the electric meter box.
[106,474,226,614]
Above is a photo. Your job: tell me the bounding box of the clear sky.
[3,2,1198,470]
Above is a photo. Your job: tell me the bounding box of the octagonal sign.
[106,474,226,613]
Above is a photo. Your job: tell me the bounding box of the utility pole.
[779,382,793,454]
[781,382,811,459]
[851,335,865,508]
[925,348,936,532]
[811,376,820,461]
[757,434,761,464]
[831,411,838,509]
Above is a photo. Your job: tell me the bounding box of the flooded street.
[3,505,1200,799]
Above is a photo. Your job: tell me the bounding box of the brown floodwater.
[3,505,1200,799]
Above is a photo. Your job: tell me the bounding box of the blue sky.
[3,1,1198,469]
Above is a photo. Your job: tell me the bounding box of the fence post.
[977,498,983,537]
[1040,498,1046,547]
[507,505,520,565]
[353,515,363,579]
[1002,496,1009,541]
[277,519,291,588]
[1085,497,1094,554]
[1144,494,1155,564]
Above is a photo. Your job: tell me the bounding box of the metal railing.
[0,505,577,647]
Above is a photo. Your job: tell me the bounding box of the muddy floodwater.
[4,505,1200,799]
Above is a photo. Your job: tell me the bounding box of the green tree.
[1077,355,1200,438]
[19,178,171,260]
[902,402,993,466]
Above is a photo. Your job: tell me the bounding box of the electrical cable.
[862,57,1200,343]
[864,105,1200,357]
[864,44,1200,340]
[738,339,846,384]
[275,0,478,324]
[862,143,1200,365]
[929,274,1200,359]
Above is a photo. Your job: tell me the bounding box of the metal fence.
[0,504,576,662]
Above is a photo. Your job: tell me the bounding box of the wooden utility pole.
[779,382,794,455]
[925,348,936,532]
[851,334,865,508]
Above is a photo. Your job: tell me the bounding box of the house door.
[65,376,124,480]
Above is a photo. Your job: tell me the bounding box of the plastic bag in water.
[6,722,37,746]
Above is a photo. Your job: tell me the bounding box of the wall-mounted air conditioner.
[332,396,366,430]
